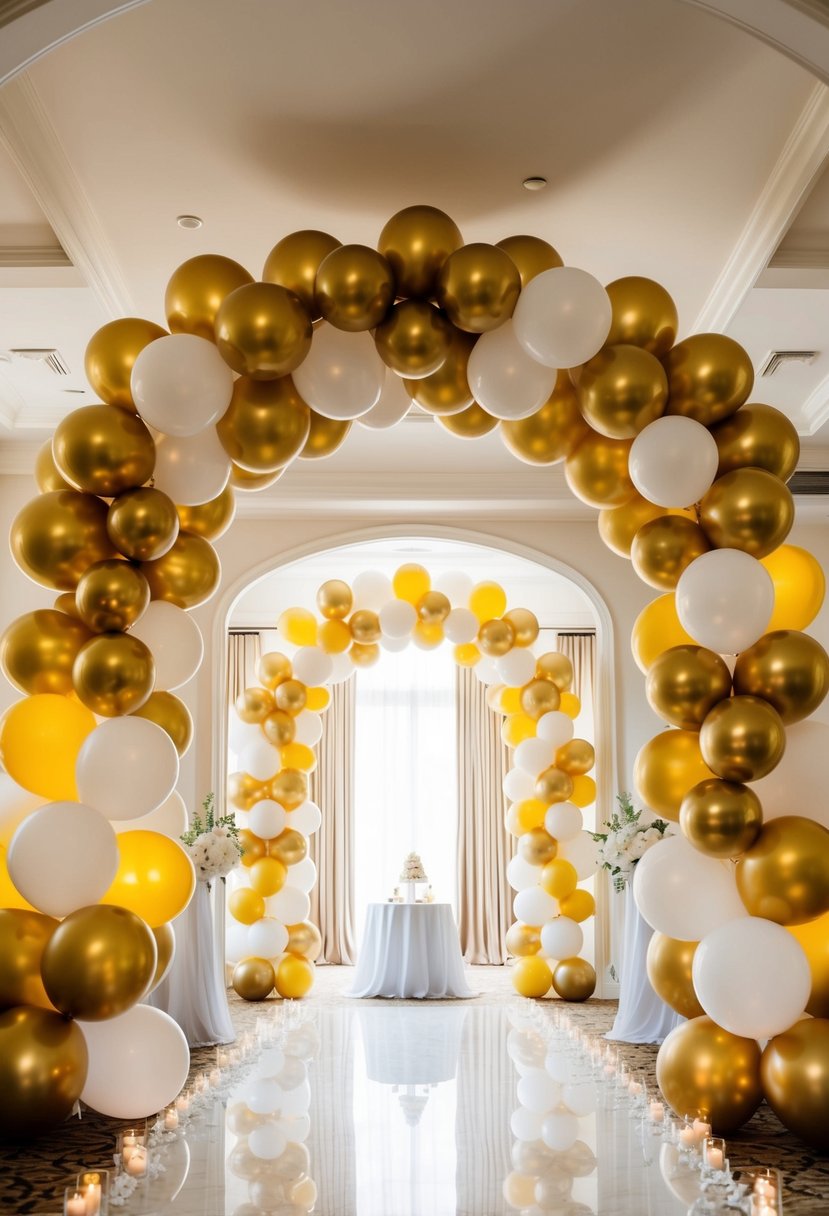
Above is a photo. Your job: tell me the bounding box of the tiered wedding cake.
[400,852,428,882]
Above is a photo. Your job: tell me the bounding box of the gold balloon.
[733,629,829,725]
[536,652,573,691]
[679,777,763,858]
[300,410,351,459]
[761,1018,829,1151]
[436,243,521,334]
[711,403,800,482]
[501,371,589,464]
[577,344,668,440]
[259,651,292,688]
[275,679,307,715]
[131,690,193,755]
[262,229,342,318]
[349,609,381,644]
[437,401,498,438]
[75,559,150,632]
[552,957,596,1002]
[141,531,221,608]
[239,829,267,867]
[700,695,785,783]
[72,632,155,716]
[605,276,678,358]
[375,299,452,378]
[269,768,308,810]
[165,254,253,339]
[478,618,515,657]
[350,641,380,667]
[495,234,563,287]
[405,328,476,415]
[215,282,312,378]
[107,487,180,560]
[236,687,275,724]
[377,205,462,299]
[700,467,794,558]
[518,827,558,866]
[665,334,754,426]
[317,579,353,620]
[274,953,314,999]
[149,922,176,993]
[85,317,167,410]
[521,677,561,720]
[262,708,296,747]
[788,911,829,1018]
[0,909,58,1011]
[0,1006,88,1136]
[53,404,155,497]
[229,463,286,492]
[565,430,634,508]
[634,729,716,822]
[659,1016,763,1135]
[270,827,308,867]
[599,494,691,559]
[556,739,595,776]
[631,516,710,590]
[218,375,311,472]
[646,933,704,1019]
[314,243,394,332]
[228,771,264,811]
[176,485,235,541]
[232,957,275,1001]
[34,440,71,492]
[286,920,322,961]
[41,904,156,1020]
[54,592,82,619]
[505,922,542,957]
[417,591,451,623]
[645,644,733,729]
[736,816,829,925]
[504,608,539,648]
[631,593,696,674]
[11,490,115,591]
[535,766,574,804]
[0,609,91,696]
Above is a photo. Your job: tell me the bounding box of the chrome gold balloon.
[552,957,596,1001]
[314,243,394,332]
[228,771,264,811]
[217,375,311,472]
[501,371,589,464]
[215,283,312,379]
[349,609,381,644]
[605,276,678,358]
[736,815,829,925]
[536,652,573,691]
[286,920,322,961]
[259,652,292,689]
[54,592,83,619]
[733,629,829,724]
[599,494,691,559]
[232,957,275,1001]
[564,430,635,508]
[269,827,307,867]
[631,515,710,590]
[236,688,275,724]
[761,1019,829,1151]
[34,440,71,492]
[657,1016,762,1132]
[75,559,150,632]
[299,411,351,459]
[495,234,563,287]
[131,690,193,755]
[699,695,786,783]
[317,579,353,620]
[577,344,668,439]
[239,829,267,867]
[375,299,452,378]
[149,922,176,993]
[521,677,561,720]
[665,334,754,426]
[53,404,155,497]
[436,243,520,334]
[262,229,342,318]
[634,729,715,822]
[518,827,558,866]
[679,777,763,858]
[141,532,221,609]
[107,487,180,561]
[535,766,574,804]
[437,401,498,438]
[417,591,450,624]
[230,463,286,492]
[646,933,704,1019]
[505,921,542,957]
[176,485,235,541]
[0,1006,88,1136]
[72,632,155,716]
[478,618,515,657]
[504,608,539,648]
[11,491,115,591]
[262,708,295,747]
[85,317,167,411]
[350,641,380,667]
[406,328,476,414]
[0,908,58,1011]
[556,739,595,776]
[40,904,156,1020]
[645,644,732,729]
[165,254,253,340]
[377,205,462,299]
[711,403,800,482]
[275,679,307,715]
[0,609,92,696]
[699,467,794,558]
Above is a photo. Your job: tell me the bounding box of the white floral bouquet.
[592,791,669,892]
[181,793,242,889]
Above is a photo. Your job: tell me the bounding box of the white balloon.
[292,324,383,420]
[633,835,747,940]
[496,649,537,688]
[556,831,600,880]
[541,1110,579,1152]
[514,886,559,925]
[275,1056,307,1090]
[240,739,280,783]
[544,1050,573,1085]
[544,802,583,842]
[267,886,311,924]
[561,1082,596,1117]
[279,1078,311,1117]
[278,1113,310,1142]
[247,1077,283,1115]
[249,1124,287,1161]
[629,415,719,508]
[131,333,234,437]
[113,789,188,839]
[507,854,543,892]
[291,647,333,686]
[289,800,322,836]
[754,720,829,825]
[473,658,500,685]
[676,549,774,654]
[517,1069,561,1114]
[693,917,810,1040]
[540,917,583,960]
[248,917,289,959]
[514,737,556,776]
[129,602,203,691]
[536,712,575,749]
[467,321,557,419]
[435,570,474,606]
[288,856,317,894]
[358,369,412,429]
[226,920,249,964]
[328,652,356,683]
[511,1106,545,1142]
[7,802,117,917]
[514,267,612,369]
[0,775,45,841]
[379,599,417,638]
[443,607,479,645]
[81,1005,189,1118]
[503,767,536,803]
[249,799,287,840]
[152,428,231,506]
[293,712,323,747]
[229,715,260,754]
[76,718,179,820]
[352,570,394,611]
[380,632,409,652]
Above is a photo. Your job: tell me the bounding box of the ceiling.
[1,0,829,510]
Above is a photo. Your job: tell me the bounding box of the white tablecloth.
[349,902,477,999]
[606,882,684,1045]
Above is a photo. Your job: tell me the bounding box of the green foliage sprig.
[180,792,241,853]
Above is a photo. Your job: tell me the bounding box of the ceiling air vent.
[8,348,70,375]
[788,470,829,496]
[759,350,818,377]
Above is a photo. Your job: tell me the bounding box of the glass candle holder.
[75,1169,110,1215]
[162,1103,180,1132]
[117,1129,149,1179]
[701,1136,728,1175]
[745,1168,782,1215]
[647,1098,666,1126]
[677,1117,700,1154]
[64,1189,86,1216]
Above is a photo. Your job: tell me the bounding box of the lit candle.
[706,1146,724,1170]
[65,1193,86,1216]
[679,1125,696,1148]
[628,1079,643,1096]
[175,1093,190,1114]
[209,1067,221,1086]
[648,1100,665,1122]
[692,1118,711,1143]
[125,1146,147,1177]
[164,1107,179,1131]
[82,1183,101,1216]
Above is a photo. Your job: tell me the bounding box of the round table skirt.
[606,883,684,1044]
[349,902,477,999]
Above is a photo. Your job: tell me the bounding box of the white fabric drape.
[226,630,262,705]
[607,883,685,1043]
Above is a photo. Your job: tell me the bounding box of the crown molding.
[0,242,70,267]
[682,1,829,86]
[799,374,829,435]
[0,73,133,317]
[0,1,147,88]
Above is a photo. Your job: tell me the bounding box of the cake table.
[348,903,476,999]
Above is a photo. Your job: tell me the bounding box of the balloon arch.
[0,204,827,1145]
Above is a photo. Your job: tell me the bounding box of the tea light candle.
[648,1100,665,1122]
[125,1146,147,1177]
[628,1079,643,1097]
[164,1106,179,1131]
[679,1125,697,1148]
[82,1183,101,1216]
[692,1118,711,1143]
[175,1092,190,1113]
[209,1067,221,1086]
[706,1145,724,1171]
[65,1193,86,1216]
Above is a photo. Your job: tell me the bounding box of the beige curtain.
[226,630,262,704]
[455,668,514,964]
[309,679,357,965]
[555,631,595,707]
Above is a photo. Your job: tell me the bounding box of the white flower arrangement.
[592,791,669,892]
[181,793,242,889]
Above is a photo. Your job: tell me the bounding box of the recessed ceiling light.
[177,214,203,229]
[522,177,547,192]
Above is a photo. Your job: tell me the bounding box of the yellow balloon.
[72,633,155,717]
[762,544,825,632]
[165,254,253,340]
[259,651,292,689]
[541,858,578,899]
[141,532,221,609]
[605,276,678,358]
[559,692,581,719]
[103,832,196,927]
[53,404,156,498]
[536,652,573,692]
[85,317,167,411]
[631,593,696,674]
[552,957,596,1001]
[280,742,316,772]
[377,205,462,300]
[565,430,635,508]
[108,487,180,561]
[503,608,539,648]
[502,713,537,748]
[454,643,480,667]
[0,908,58,1011]
[569,774,596,807]
[75,559,151,633]
[275,679,308,716]
[299,411,352,459]
[437,401,499,438]
[317,579,353,620]
[0,693,95,800]
[215,282,312,378]
[558,889,595,923]
[268,768,308,810]
[217,375,311,472]
[286,920,323,962]
[40,904,156,1021]
[249,856,287,897]
[277,608,317,648]
[0,609,91,696]
[232,956,275,1001]
[500,686,523,715]
[469,581,507,622]
[507,798,548,835]
[175,485,236,541]
[262,229,341,318]
[131,690,193,756]
[305,686,331,712]
[495,234,562,287]
[0,1006,89,1137]
[229,887,266,925]
[11,490,115,592]
[412,620,443,649]
[646,932,705,1019]
[393,563,430,605]
[634,730,715,821]
[736,815,829,925]
[318,619,352,654]
[0,843,36,911]
[275,953,315,998]
[657,1016,762,1133]
[787,910,829,1018]
[761,1018,829,1151]
[505,921,542,957]
[512,955,552,998]
[375,299,452,378]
